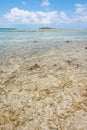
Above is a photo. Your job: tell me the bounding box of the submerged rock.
[66,40,71,43]
[28,63,40,71]
[34,40,37,42]
[85,47,87,49]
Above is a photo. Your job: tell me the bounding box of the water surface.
[0,29,87,59]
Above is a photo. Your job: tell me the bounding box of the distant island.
[39,27,55,29]
[38,27,57,32]
[0,27,57,32]
[0,28,16,30]
[0,28,16,32]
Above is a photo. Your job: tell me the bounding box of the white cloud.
[58,11,70,23]
[4,8,69,25]
[41,0,50,7]
[75,4,87,15]
[2,4,87,26]
[72,4,87,22]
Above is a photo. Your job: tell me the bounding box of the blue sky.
[0,0,87,29]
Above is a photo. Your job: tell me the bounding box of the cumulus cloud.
[2,3,87,26]
[4,8,69,25]
[41,0,50,7]
[72,4,87,22]
[75,4,87,15]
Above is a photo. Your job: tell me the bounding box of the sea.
[0,28,87,59]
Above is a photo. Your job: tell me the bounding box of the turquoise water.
[0,29,87,59]
[0,30,87,40]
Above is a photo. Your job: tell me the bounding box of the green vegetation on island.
[0,28,17,32]
[39,27,56,30]
[38,27,57,32]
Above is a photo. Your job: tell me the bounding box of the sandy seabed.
[0,43,87,130]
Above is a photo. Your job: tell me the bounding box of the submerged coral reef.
[0,43,87,130]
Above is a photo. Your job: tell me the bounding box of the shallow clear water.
[0,30,87,40]
[0,29,87,59]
